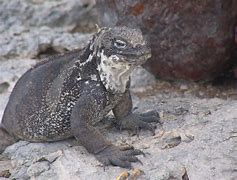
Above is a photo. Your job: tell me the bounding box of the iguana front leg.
[113,90,160,135]
[70,94,143,168]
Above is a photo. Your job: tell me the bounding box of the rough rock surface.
[0,0,97,33]
[0,27,92,59]
[0,0,96,60]
[0,66,237,179]
[96,0,237,81]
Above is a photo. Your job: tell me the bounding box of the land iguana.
[0,26,160,168]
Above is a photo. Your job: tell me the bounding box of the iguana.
[0,26,160,168]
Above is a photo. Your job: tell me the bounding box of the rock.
[27,161,50,177]
[0,0,97,34]
[38,151,63,163]
[116,171,129,180]
[0,82,9,94]
[96,0,237,81]
[0,170,11,178]
[0,159,12,178]
[235,26,237,44]
[131,67,156,88]
[160,131,182,149]
[0,0,96,60]
[0,27,92,59]
[180,131,194,143]
[180,84,188,91]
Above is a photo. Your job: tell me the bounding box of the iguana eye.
[114,39,127,49]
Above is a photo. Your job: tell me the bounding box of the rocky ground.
[0,0,237,179]
[1,64,237,180]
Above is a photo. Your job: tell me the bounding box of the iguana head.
[93,26,151,65]
[89,26,151,93]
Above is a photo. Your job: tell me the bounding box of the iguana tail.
[0,125,17,154]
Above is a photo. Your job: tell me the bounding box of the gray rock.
[0,27,92,59]
[0,0,96,60]
[27,161,50,177]
[0,158,12,179]
[131,67,156,88]
[0,0,97,34]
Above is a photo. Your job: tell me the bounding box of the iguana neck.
[96,49,134,94]
[80,36,134,94]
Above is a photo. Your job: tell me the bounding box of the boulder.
[96,0,237,81]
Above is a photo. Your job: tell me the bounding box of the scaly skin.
[1,26,160,168]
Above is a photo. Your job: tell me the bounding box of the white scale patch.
[90,74,97,81]
[76,76,82,81]
[76,54,95,82]
[80,54,93,66]
[97,50,134,93]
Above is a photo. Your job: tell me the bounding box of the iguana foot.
[140,110,161,123]
[119,111,161,136]
[95,145,143,169]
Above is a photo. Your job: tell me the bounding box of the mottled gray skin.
[0,26,160,168]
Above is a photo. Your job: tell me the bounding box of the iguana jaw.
[96,49,149,93]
